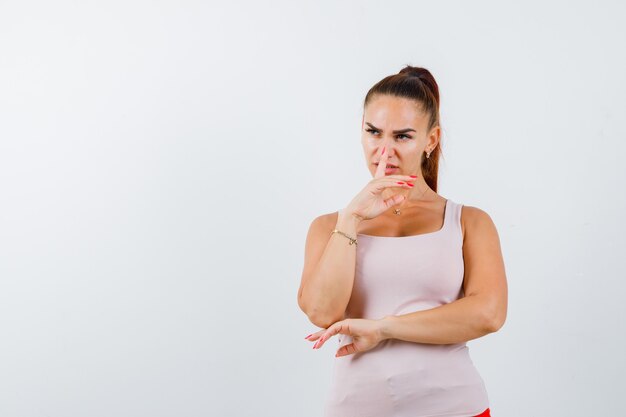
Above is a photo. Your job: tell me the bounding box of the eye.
[366,128,411,141]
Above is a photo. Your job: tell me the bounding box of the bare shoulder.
[460,205,498,242]
[307,211,339,239]
[302,210,339,264]
[315,211,339,229]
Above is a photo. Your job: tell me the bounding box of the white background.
[1,1,625,416]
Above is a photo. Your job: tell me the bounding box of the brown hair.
[363,65,442,192]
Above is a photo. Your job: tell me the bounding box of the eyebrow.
[365,122,416,134]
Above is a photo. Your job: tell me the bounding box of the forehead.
[364,95,426,129]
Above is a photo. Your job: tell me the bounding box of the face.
[361,95,440,177]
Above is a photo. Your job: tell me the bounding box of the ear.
[428,126,441,150]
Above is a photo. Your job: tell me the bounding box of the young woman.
[297,65,508,417]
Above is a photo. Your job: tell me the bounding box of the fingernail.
[396,181,405,184]
[382,146,386,154]
[409,175,417,178]
[305,334,312,339]
[407,183,414,187]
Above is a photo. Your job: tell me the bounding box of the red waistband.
[474,408,491,417]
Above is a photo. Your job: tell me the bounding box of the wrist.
[339,208,363,225]
[377,315,396,341]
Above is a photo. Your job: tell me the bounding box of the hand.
[305,318,387,357]
[344,146,417,221]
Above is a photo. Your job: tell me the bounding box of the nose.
[379,139,396,155]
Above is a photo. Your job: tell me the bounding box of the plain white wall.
[1,1,624,416]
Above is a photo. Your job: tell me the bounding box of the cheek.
[363,137,377,147]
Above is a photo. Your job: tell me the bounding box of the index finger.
[374,146,388,179]
[314,321,346,349]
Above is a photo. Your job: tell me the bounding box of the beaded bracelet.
[331,229,358,246]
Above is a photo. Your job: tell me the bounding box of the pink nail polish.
[305,334,312,339]
[382,146,386,154]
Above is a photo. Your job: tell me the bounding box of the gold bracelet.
[331,229,358,246]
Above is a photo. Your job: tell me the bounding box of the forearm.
[302,209,361,327]
[378,295,495,345]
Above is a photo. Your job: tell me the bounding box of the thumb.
[335,343,359,357]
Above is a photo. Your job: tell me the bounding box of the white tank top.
[323,199,490,417]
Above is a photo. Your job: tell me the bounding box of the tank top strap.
[443,199,464,243]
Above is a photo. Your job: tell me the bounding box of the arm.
[298,209,362,329]
[377,206,509,344]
